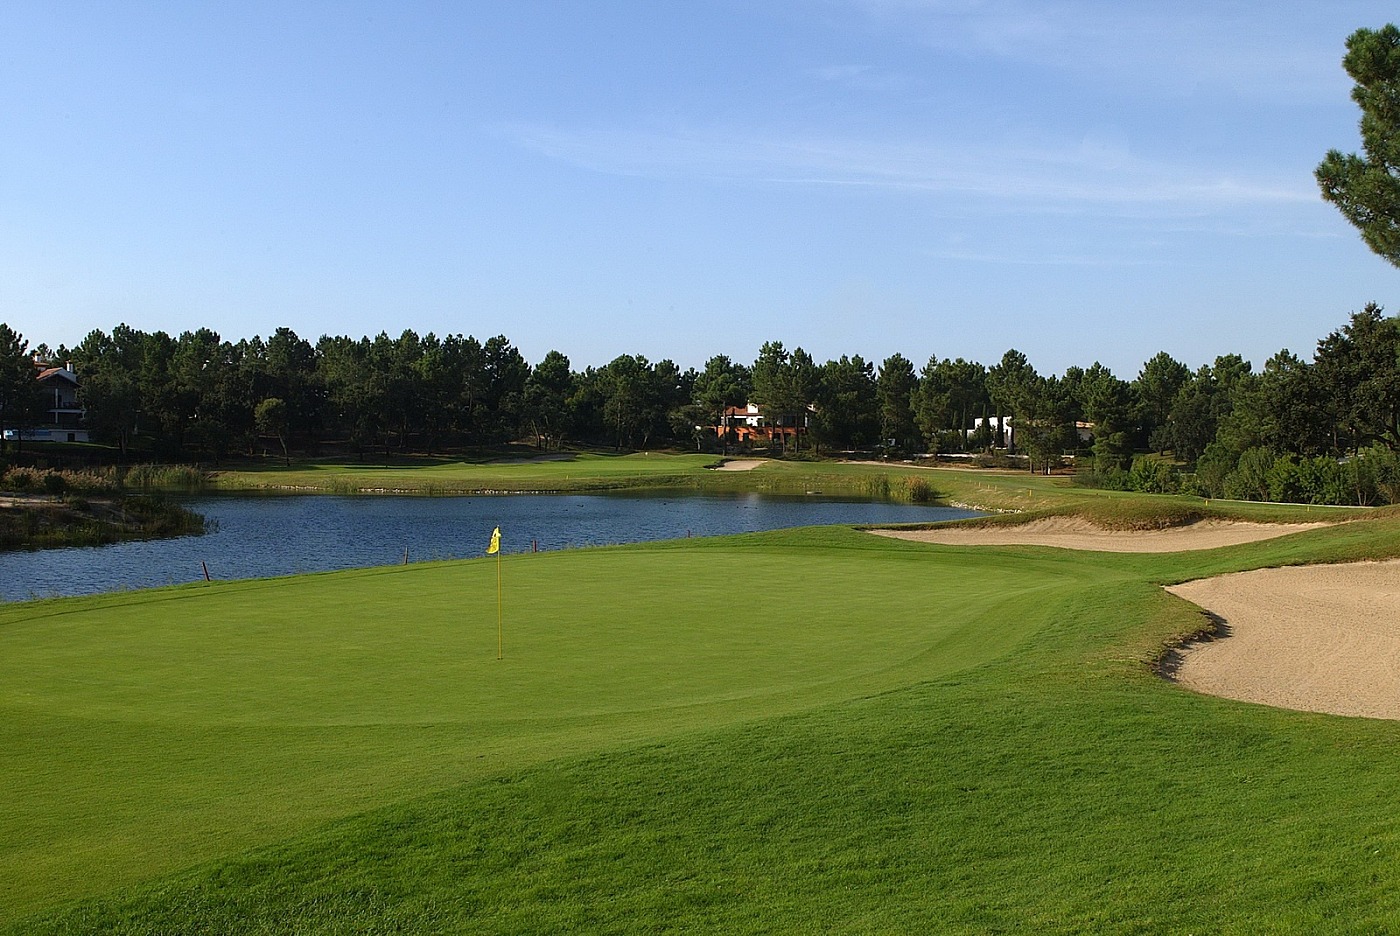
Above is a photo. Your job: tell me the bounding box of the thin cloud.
[500,122,1313,211]
[926,247,1165,267]
[811,64,875,81]
[828,0,1350,102]
[807,64,912,91]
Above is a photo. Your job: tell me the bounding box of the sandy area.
[713,459,767,472]
[0,494,57,508]
[1167,560,1400,719]
[871,517,1328,553]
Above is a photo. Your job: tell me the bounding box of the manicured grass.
[207,450,971,503]
[208,450,1014,501]
[209,451,728,494]
[5,512,1400,931]
[0,528,1066,923]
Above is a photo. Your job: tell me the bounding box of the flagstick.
[496,548,503,660]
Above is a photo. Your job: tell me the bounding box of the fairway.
[6,515,1400,932]
[209,451,730,494]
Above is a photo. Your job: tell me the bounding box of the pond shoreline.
[0,493,206,553]
[0,492,978,602]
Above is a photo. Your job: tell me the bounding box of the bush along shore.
[0,466,208,551]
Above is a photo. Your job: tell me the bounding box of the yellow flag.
[487,526,500,555]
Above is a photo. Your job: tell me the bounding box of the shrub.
[1128,457,1180,494]
[1075,458,1181,495]
[1072,467,1133,491]
[934,430,969,454]
[1360,444,1400,505]
[970,452,1024,470]
[1224,447,1274,501]
[1264,454,1302,504]
[1192,442,1237,499]
[1297,456,1351,506]
[3,467,39,492]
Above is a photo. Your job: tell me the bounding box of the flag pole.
[487,525,503,660]
[496,546,503,660]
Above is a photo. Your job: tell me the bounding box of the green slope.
[5,517,1400,932]
[1,527,1065,923]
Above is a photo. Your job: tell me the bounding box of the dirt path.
[0,496,47,508]
[871,517,1328,553]
[1166,560,1400,720]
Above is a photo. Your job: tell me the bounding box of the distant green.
[209,451,728,494]
[4,511,1400,932]
[206,450,1369,520]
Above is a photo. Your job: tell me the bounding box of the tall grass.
[117,464,209,491]
[0,496,205,550]
[0,466,208,550]
[694,468,944,504]
[1,464,210,496]
[1,466,119,496]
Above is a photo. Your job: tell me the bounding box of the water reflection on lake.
[0,492,978,602]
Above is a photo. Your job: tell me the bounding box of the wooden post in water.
[201,561,211,581]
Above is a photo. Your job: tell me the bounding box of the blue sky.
[2,1,1397,378]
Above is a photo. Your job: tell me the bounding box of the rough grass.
[876,489,1356,531]
[5,513,1400,931]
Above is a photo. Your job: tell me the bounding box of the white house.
[16,363,91,443]
[966,416,1094,450]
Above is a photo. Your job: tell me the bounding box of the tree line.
[4,26,1400,503]
[2,304,1400,503]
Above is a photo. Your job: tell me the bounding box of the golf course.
[4,459,1400,932]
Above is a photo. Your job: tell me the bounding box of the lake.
[0,492,977,602]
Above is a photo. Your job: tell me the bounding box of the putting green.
[0,528,1072,922]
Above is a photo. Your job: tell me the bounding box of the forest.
[2,302,1399,506]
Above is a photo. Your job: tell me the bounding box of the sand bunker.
[1167,560,1400,720]
[712,459,767,472]
[872,517,1328,553]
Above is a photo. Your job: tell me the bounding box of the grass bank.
[206,451,1372,521]
[209,451,945,498]
[4,508,1400,931]
[0,494,205,551]
[206,450,1086,510]
[0,466,208,551]
[208,451,727,495]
